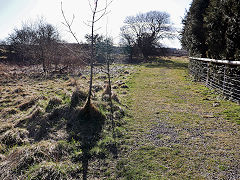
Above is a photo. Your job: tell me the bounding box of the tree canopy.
[6,19,62,71]
[121,11,173,60]
[7,19,60,65]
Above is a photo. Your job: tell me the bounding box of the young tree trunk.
[129,48,133,62]
[87,1,98,105]
[106,55,115,137]
[40,47,46,73]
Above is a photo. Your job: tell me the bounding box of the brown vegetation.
[0,62,133,179]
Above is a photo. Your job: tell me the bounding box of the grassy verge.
[117,57,240,179]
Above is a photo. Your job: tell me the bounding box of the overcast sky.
[0,0,192,48]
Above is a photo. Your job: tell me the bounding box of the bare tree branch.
[61,0,113,105]
[61,2,81,45]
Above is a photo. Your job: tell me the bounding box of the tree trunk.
[87,0,98,105]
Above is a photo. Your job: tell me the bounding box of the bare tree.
[87,0,113,105]
[34,19,61,73]
[7,19,61,71]
[120,26,136,61]
[121,11,173,59]
[7,23,36,63]
[61,0,112,105]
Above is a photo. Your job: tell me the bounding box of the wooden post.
[223,64,227,95]
[206,62,210,86]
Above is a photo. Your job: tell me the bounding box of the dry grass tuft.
[45,97,62,112]
[92,84,103,92]
[102,84,116,102]
[68,102,105,150]
[0,128,29,148]
[67,78,77,87]
[81,102,106,122]
[0,141,55,178]
[18,97,38,111]
[12,87,24,94]
[70,89,87,108]
[29,107,69,140]
[112,93,120,103]
[0,139,79,179]
[1,108,18,118]
[24,161,75,180]
[102,84,111,96]
[102,94,110,102]
[0,123,13,134]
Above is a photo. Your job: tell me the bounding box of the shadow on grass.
[144,58,188,70]
[67,103,105,180]
[16,99,107,179]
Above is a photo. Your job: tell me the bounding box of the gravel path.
[124,58,240,179]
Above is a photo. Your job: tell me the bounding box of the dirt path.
[118,57,240,179]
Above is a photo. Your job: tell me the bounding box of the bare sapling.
[104,34,115,137]
[61,0,112,107]
[87,0,112,106]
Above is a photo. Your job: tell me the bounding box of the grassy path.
[117,57,240,179]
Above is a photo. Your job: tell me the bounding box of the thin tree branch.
[61,2,81,45]
[88,0,94,13]
[96,0,113,13]
[70,14,75,26]
[94,10,111,23]
[83,21,92,28]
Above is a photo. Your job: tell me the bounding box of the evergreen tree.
[222,0,240,60]
[181,11,192,54]
[182,0,240,60]
[181,0,210,57]
[204,0,226,59]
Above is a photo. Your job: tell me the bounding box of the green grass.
[117,57,240,179]
[1,59,239,179]
[222,105,240,124]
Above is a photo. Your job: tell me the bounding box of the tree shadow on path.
[144,58,188,70]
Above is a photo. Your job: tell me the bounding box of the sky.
[0,0,192,48]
